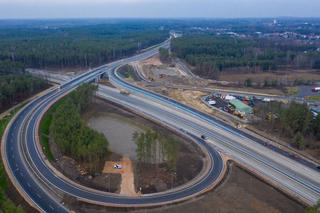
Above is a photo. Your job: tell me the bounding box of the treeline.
[171,35,320,79]
[50,84,108,172]
[133,130,179,170]
[0,24,168,69]
[0,73,47,112]
[255,102,320,150]
[159,48,171,63]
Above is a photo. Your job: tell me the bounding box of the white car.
[113,164,123,169]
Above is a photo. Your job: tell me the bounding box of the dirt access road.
[103,156,138,196]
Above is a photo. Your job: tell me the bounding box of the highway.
[107,64,320,205]
[2,36,320,212]
[1,39,225,212]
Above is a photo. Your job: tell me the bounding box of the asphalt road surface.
[107,63,320,206]
[1,39,225,212]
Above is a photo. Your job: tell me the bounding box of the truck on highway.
[120,89,130,96]
[312,87,320,92]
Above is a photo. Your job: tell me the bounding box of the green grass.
[285,87,299,96]
[306,96,320,102]
[0,104,26,138]
[38,98,65,162]
[0,116,12,139]
[39,112,54,161]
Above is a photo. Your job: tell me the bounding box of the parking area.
[203,93,266,120]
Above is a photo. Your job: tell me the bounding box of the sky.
[0,0,319,19]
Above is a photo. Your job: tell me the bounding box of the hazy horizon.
[0,0,319,19]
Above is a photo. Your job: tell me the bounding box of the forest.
[0,22,168,69]
[50,84,109,172]
[0,74,47,111]
[171,35,320,79]
[255,102,320,151]
[133,130,179,171]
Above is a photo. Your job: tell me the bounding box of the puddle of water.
[87,113,142,160]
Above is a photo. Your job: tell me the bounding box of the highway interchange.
[1,39,224,212]
[2,38,320,212]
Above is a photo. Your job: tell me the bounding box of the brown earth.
[167,89,212,114]
[72,163,305,213]
[103,157,138,196]
[149,163,305,213]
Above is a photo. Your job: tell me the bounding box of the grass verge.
[284,87,299,96]
[39,99,64,162]
[305,95,320,102]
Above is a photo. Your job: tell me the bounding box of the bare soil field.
[137,56,289,96]
[149,163,305,213]
[73,163,305,213]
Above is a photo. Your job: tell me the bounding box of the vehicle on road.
[201,135,207,140]
[312,87,320,92]
[114,164,123,169]
[120,89,130,96]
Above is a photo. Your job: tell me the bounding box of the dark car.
[201,135,207,140]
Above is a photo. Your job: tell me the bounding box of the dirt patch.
[148,163,305,213]
[134,149,204,194]
[119,157,137,196]
[161,88,237,126]
[102,157,137,196]
[70,163,305,213]
[167,89,212,114]
[140,55,163,66]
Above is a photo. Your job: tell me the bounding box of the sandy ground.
[167,89,212,114]
[138,55,163,66]
[164,88,236,126]
[136,55,189,80]
[102,157,138,196]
